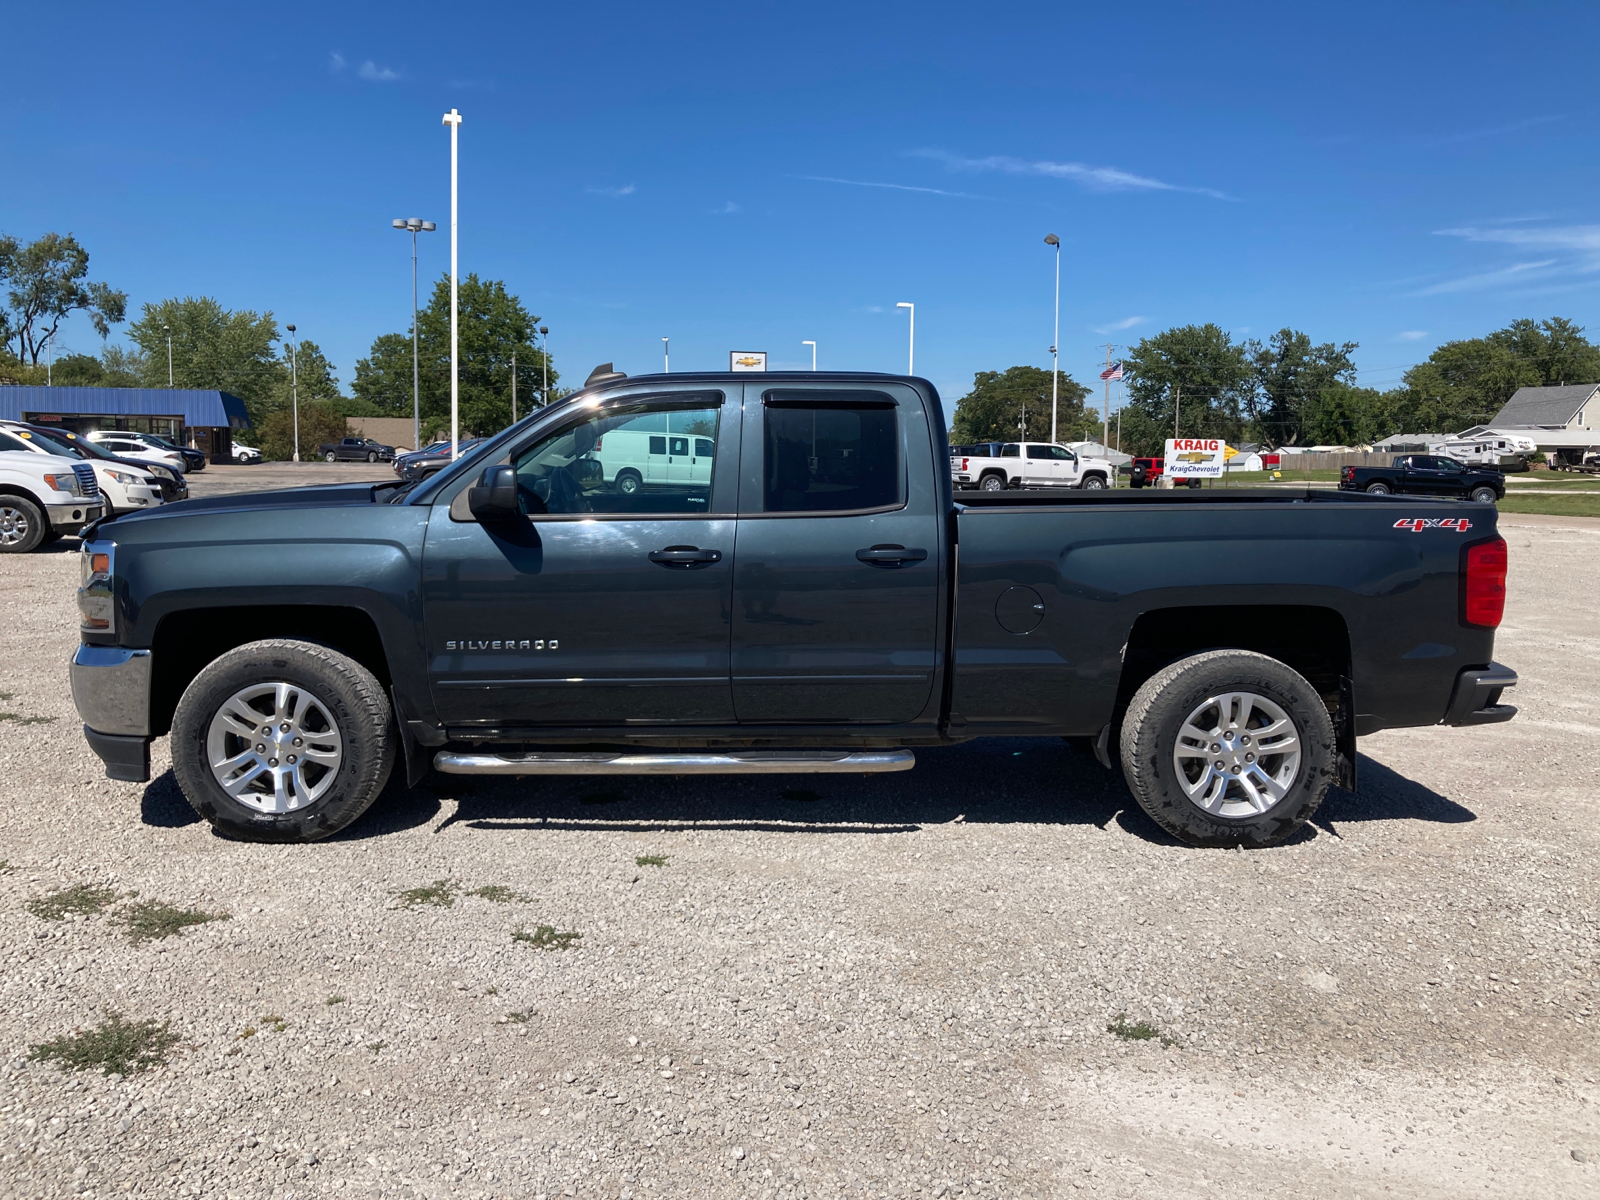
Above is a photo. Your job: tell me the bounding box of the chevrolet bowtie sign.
[729,352,767,372]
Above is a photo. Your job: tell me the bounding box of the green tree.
[0,232,128,364]
[126,297,284,425]
[1247,328,1359,446]
[353,274,555,439]
[1121,324,1252,454]
[257,402,349,462]
[949,366,1092,443]
[270,338,342,410]
[99,345,147,387]
[1299,383,1401,447]
[49,353,108,387]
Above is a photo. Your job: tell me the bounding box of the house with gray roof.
[1487,384,1597,431]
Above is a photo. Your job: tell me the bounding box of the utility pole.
[1045,234,1061,442]
[662,337,670,373]
[540,326,549,403]
[163,325,173,387]
[1174,383,1182,440]
[442,107,463,459]
[511,351,517,424]
[286,324,300,462]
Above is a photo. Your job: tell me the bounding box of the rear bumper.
[1442,662,1518,726]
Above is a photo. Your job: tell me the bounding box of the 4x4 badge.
[1393,518,1473,532]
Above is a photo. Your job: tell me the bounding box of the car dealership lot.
[0,514,1595,1199]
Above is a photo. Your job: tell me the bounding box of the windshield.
[0,427,77,457]
[24,428,97,459]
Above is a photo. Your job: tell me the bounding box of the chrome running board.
[432,749,916,776]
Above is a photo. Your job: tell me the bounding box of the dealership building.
[0,386,250,463]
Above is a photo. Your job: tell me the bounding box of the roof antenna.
[585,362,627,387]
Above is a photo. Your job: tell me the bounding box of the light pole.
[164,324,173,387]
[286,324,300,462]
[540,325,549,403]
[662,337,670,373]
[896,302,914,375]
[392,218,437,452]
[1044,234,1060,442]
[803,340,816,371]
[441,107,463,459]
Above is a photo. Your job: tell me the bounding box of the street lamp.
[1044,234,1061,443]
[540,325,549,403]
[803,340,816,371]
[896,302,914,375]
[163,324,173,387]
[441,107,463,459]
[286,324,300,462]
[662,337,670,373]
[392,218,437,452]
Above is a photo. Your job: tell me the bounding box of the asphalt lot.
[0,484,1596,1200]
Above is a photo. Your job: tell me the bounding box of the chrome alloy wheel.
[206,682,343,813]
[0,505,32,546]
[1172,691,1302,818]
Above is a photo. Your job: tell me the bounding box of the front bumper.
[47,502,104,533]
[71,645,154,781]
[1442,661,1518,726]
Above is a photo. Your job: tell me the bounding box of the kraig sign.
[1165,438,1226,480]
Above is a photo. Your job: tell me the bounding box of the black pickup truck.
[1340,454,1505,503]
[70,371,1517,849]
[318,436,395,463]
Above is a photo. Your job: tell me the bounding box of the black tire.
[1365,481,1391,495]
[325,452,337,463]
[1119,649,1335,849]
[170,639,395,843]
[980,473,1005,492]
[1081,473,1108,490]
[1469,486,1497,504]
[0,495,47,554]
[367,451,378,463]
[616,469,642,495]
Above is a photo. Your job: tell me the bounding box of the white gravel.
[0,513,1595,1199]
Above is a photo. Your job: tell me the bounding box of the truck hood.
[99,482,395,528]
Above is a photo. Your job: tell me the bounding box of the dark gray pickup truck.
[70,371,1517,849]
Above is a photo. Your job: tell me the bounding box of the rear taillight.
[1344,466,1354,480]
[961,458,968,471]
[1461,537,1507,628]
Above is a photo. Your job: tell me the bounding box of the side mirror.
[468,464,521,521]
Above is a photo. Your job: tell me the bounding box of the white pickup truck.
[950,441,1114,491]
[0,448,105,552]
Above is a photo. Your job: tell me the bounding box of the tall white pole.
[804,340,816,370]
[662,337,669,373]
[411,228,420,453]
[443,108,463,459]
[1051,241,1060,443]
[897,302,914,375]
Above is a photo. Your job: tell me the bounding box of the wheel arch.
[149,605,393,737]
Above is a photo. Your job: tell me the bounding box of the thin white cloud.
[1414,260,1559,295]
[329,52,346,72]
[1396,330,1428,341]
[586,184,636,198]
[711,201,741,215]
[358,60,400,82]
[795,174,992,200]
[1429,115,1563,147]
[1435,224,1600,252]
[1093,316,1146,334]
[910,149,1232,200]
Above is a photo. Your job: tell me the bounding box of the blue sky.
[7,0,1599,420]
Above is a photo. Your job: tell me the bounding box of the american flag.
[1100,361,1124,381]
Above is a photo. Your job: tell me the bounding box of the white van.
[591,423,716,494]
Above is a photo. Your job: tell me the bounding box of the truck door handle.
[648,546,722,567]
[856,545,928,566]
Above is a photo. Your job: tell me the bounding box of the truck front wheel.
[0,497,46,553]
[1365,481,1391,495]
[170,639,396,843]
[1469,486,1497,504]
[1081,474,1107,490]
[325,452,337,463]
[616,469,642,495]
[1119,649,1335,849]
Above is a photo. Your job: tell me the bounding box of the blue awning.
[0,386,251,428]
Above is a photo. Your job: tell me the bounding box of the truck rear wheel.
[980,473,1005,492]
[1119,649,1335,849]
[0,496,46,554]
[1365,481,1391,495]
[170,639,395,843]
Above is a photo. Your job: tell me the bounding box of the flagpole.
[1102,343,1113,451]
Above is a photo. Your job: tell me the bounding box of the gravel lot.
[0,510,1596,1200]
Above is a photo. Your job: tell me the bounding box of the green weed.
[512,925,582,950]
[0,713,56,725]
[118,900,228,944]
[635,855,669,868]
[1107,1013,1175,1046]
[326,995,346,1006]
[470,884,531,904]
[505,1008,538,1023]
[27,883,117,922]
[30,1012,178,1075]
[395,879,458,908]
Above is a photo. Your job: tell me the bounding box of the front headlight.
[78,542,115,633]
[43,472,84,497]
[106,469,141,486]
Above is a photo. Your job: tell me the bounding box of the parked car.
[71,369,1516,853]
[0,436,103,552]
[395,439,484,481]
[0,422,168,516]
[86,432,190,475]
[1340,455,1504,504]
[231,442,263,464]
[120,432,208,473]
[318,437,395,463]
[1128,456,1165,487]
[951,441,1113,490]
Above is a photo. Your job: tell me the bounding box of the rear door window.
[761,398,899,513]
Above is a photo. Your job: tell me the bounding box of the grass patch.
[1107,1013,1175,1046]
[580,790,625,806]
[368,1041,386,1054]
[30,1012,179,1075]
[781,789,821,803]
[0,861,15,874]
[0,712,55,725]
[326,994,346,1006]
[470,884,531,903]
[512,925,582,950]
[1498,493,1600,518]
[117,900,228,944]
[27,883,118,922]
[395,879,458,908]
[635,855,669,867]
[483,985,499,996]
[505,1008,538,1023]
